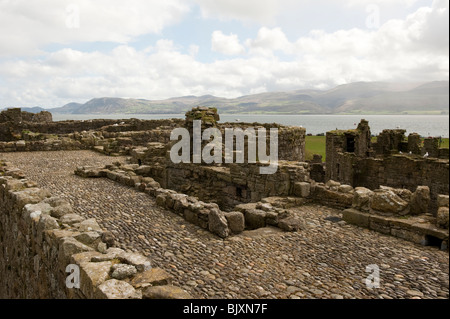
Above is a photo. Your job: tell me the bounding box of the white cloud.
[194,0,295,24]
[0,0,190,57]
[188,44,200,57]
[344,0,419,7]
[0,0,447,108]
[211,31,246,55]
[246,27,294,56]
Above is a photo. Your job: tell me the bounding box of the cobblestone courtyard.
[1,150,448,299]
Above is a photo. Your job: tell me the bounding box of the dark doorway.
[346,137,355,153]
[422,235,442,248]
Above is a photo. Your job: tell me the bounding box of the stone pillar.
[355,119,371,157]
[407,133,422,155]
[423,138,439,158]
[184,106,220,163]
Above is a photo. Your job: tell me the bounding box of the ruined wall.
[0,108,52,124]
[0,113,184,142]
[0,160,190,299]
[354,155,449,213]
[0,138,88,152]
[325,153,449,214]
[162,161,310,210]
[76,163,306,237]
[325,121,449,214]
[216,123,305,163]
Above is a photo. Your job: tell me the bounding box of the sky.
[0,0,448,108]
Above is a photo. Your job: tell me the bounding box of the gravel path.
[1,150,448,299]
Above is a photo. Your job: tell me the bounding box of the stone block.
[37,214,60,232]
[59,213,85,225]
[224,211,245,234]
[293,182,311,198]
[155,194,166,207]
[370,190,409,215]
[78,218,103,232]
[410,186,430,215]
[437,195,449,208]
[234,202,257,213]
[208,208,229,238]
[369,215,391,235]
[142,285,192,299]
[352,187,374,212]
[50,204,73,218]
[342,208,370,228]
[437,207,449,229]
[130,268,173,288]
[338,185,354,193]
[245,209,267,230]
[325,180,340,189]
[12,188,51,209]
[95,279,141,299]
[111,264,138,280]
[23,202,52,216]
[390,228,425,244]
[59,237,94,262]
[278,217,304,232]
[118,252,152,272]
[265,211,279,226]
[184,209,199,226]
[74,231,101,246]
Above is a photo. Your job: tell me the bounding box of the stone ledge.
[343,208,449,250]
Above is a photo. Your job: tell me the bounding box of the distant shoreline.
[50,113,450,138]
[50,111,449,116]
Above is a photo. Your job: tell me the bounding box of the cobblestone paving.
[1,150,448,299]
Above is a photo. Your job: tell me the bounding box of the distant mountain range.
[6,81,450,115]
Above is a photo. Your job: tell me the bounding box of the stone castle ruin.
[0,106,448,299]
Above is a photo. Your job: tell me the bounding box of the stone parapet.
[0,159,191,299]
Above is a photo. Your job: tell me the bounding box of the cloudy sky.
[0,0,448,108]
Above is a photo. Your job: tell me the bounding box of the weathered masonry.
[325,119,449,214]
[0,160,191,299]
[1,106,448,300]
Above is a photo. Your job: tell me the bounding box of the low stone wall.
[163,161,310,209]
[326,152,449,215]
[0,117,185,141]
[0,138,87,152]
[343,209,448,250]
[0,160,191,299]
[75,163,234,239]
[75,163,307,238]
[341,183,449,250]
[310,180,354,209]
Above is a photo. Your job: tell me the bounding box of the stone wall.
[0,138,87,152]
[325,120,449,215]
[75,162,307,237]
[0,110,184,142]
[342,185,449,250]
[310,180,354,209]
[150,161,310,210]
[0,108,52,124]
[354,156,449,214]
[0,160,191,299]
